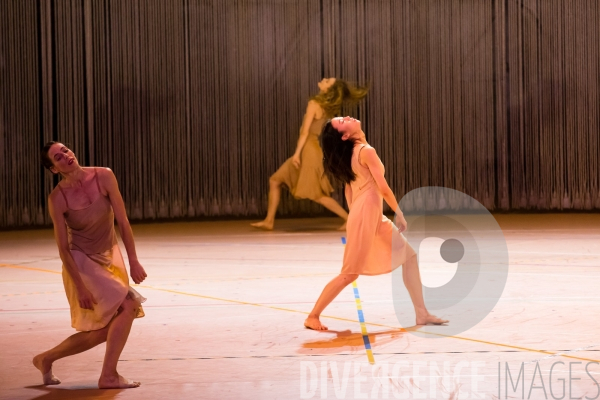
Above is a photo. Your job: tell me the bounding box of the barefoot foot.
[304,316,328,331]
[33,354,61,385]
[416,313,449,326]
[250,220,274,230]
[98,374,140,389]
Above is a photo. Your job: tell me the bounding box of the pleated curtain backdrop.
[1,0,599,229]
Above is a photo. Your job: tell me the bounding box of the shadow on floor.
[281,226,341,233]
[24,385,126,400]
[298,329,407,354]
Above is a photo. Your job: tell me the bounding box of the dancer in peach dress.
[33,142,147,388]
[304,117,448,330]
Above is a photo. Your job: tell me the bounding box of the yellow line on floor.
[139,285,599,363]
[0,263,61,275]
[1,263,598,363]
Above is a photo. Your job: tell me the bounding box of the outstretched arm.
[99,168,147,284]
[360,147,407,232]
[292,100,320,168]
[49,193,97,309]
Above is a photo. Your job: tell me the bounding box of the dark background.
[1,0,599,228]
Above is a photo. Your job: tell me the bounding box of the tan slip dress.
[57,168,145,331]
[271,113,334,200]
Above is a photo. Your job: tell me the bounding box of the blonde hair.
[310,79,369,116]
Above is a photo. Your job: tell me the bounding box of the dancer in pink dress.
[33,142,147,388]
[304,117,448,330]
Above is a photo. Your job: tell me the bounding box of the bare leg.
[251,177,282,230]
[402,255,448,325]
[33,328,108,385]
[315,196,349,230]
[98,296,140,389]
[304,274,359,330]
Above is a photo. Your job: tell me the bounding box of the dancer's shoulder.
[359,145,382,166]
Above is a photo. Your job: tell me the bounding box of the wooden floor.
[1,214,599,400]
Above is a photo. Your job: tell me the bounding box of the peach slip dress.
[57,168,145,332]
[271,113,334,200]
[341,144,416,275]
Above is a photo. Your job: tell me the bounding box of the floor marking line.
[2,263,599,363]
[0,263,336,282]
[0,291,63,297]
[0,264,61,275]
[352,280,375,364]
[137,286,600,363]
[342,236,375,365]
[116,350,600,363]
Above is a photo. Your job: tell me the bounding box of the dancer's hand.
[76,285,97,310]
[396,215,408,233]
[130,260,147,284]
[292,154,301,169]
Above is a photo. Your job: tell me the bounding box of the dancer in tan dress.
[304,117,448,330]
[33,142,147,389]
[251,78,368,230]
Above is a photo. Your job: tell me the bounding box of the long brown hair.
[320,120,357,185]
[310,79,368,117]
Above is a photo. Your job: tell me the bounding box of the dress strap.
[357,144,368,167]
[57,185,69,208]
[94,168,102,194]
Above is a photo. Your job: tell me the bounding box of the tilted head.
[41,142,80,175]
[317,77,336,93]
[320,117,364,185]
[312,79,369,117]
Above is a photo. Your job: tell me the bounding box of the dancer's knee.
[118,295,140,316]
[269,177,281,188]
[402,254,418,277]
[405,253,418,267]
[339,273,358,283]
[90,327,109,343]
[314,196,328,205]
